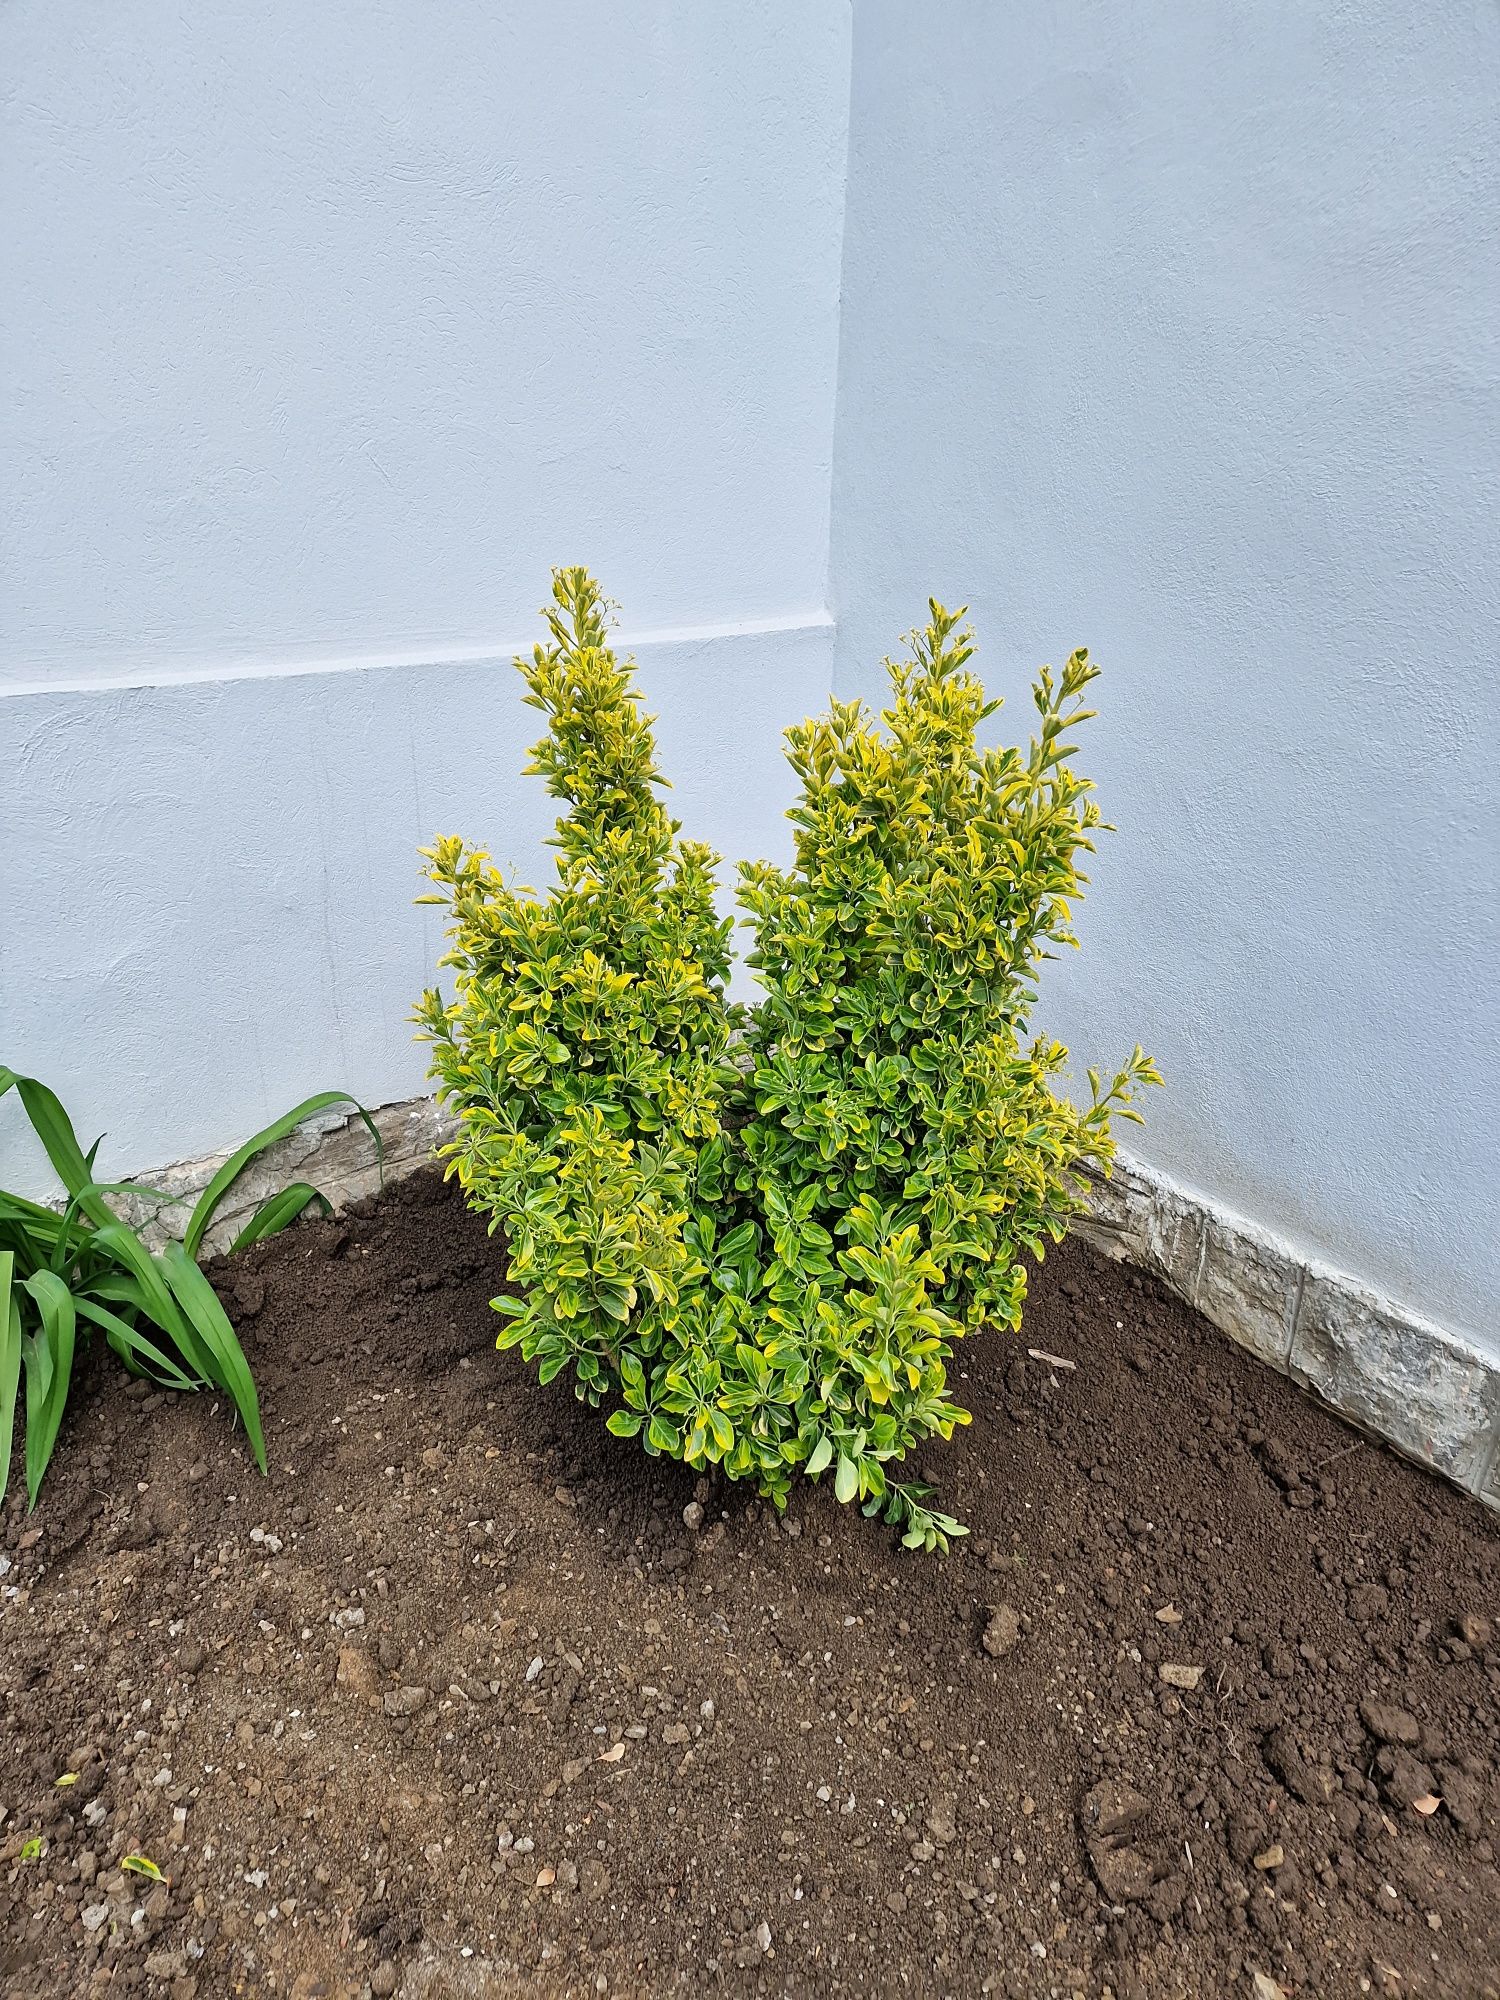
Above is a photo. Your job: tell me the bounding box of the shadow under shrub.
[418,568,1158,1548]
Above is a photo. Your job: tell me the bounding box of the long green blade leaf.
[0,1253,19,1511]
[87,1274,205,1379]
[229,1183,330,1253]
[0,1187,67,1229]
[20,1272,77,1508]
[183,1093,382,1260]
[0,1206,64,1282]
[158,1243,266,1473]
[22,1330,53,1414]
[73,1297,200,1392]
[90,1223,218,1384]
[0,1070,113,1224]
[49,1182,166,1278]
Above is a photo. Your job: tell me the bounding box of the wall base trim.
[119,1094,1500,1511]
[1075,1156,1500,1508]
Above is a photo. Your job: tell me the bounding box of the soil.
[2,1170,1499,2000]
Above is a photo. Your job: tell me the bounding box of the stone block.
[1195,1210,1300,1371]
[1290,1271,1500,1492]
[1072,1156,1155,1266]
[112,1094,455,1255]
[1075,1156,1203,1306]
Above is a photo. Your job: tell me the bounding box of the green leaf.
[646,1413,680,1454]
[0,1253,19,1511]
[183,1093,381,1261]
[605,1409,643,1438]
[719,1220,758,1260]
[0,1070,104,1214]
[19,1270,76,1508]
[228,1184,331,1253]
[157,1244,266,1473]
[834,1453,859,1505]
[49,1182,170,1277]
[707,1408,734,1455]
[0,1186,69,1233]
[73,1297,200,1392]
[92,1224,216,1384]
[805,1433,834,1478]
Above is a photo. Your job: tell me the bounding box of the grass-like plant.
[0,1071,379,1509]
[420,569,1159,1549]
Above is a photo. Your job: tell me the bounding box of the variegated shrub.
[418,570,1158,1549]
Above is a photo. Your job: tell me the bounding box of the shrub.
[0,1073,379,1508]
[416,568,741,1425]
[420,571,1158,1549]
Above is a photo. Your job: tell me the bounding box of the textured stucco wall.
[2,0,849,683]
[1,1,849,1187]
[830,2,1500,1355]
[6,0,1496,1377]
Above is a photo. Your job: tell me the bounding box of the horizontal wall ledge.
[0,609,836,701]
[107,1092,1500,1515]
[1075,1155,1500,1508]
[2,616,835,1201]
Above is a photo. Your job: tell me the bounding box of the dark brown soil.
[2,1171,1498,2000]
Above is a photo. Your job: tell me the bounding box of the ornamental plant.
[419,569,1158,1549]
[1,1074,380,1508]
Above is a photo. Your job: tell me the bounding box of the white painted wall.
[7,0,1496,1368]
[2,0,848,683]
[2,624,831,1178]
[1,2,849,1183]
[830,2,1500,1351]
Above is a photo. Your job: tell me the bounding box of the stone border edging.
[112,1096,454,1257]
[116,1094,1500,1512]
[1074,1156,1500,1510]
